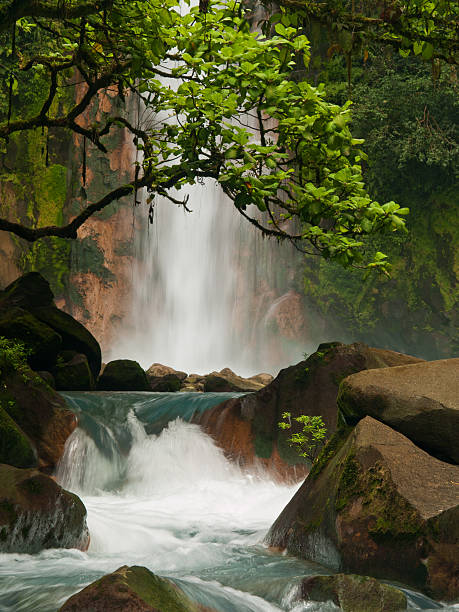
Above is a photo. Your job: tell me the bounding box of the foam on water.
[0,393,456,611]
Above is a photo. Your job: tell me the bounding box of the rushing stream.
[0,392,455,611]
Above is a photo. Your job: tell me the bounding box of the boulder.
[194,343,422,481]
[59,565,212,611]
[248,373,274,386]
[203,367,265,393]
[338,358,459,464]
[146,363,187,392]
[0,306,61,371]
[0,271,54,309]
[299,574,407,611]
[181,373,205,392]
[266,417,459,600]
[1,272,102,378]
[53,352,95,391]
[97,359,150,391]
[0,405,36,468]
[31,305,101,379]
[0,464,89,553]
[0,363,77,473]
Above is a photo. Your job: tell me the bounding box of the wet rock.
[146,363,187,392]
[53,352,95,391]
[203,367,265,392]
[299,573,407,612]
[0,306,61,371]
[97,359,150,391]
[266,417,459,600]
[0,464,89,553]
[59,565,212,611]
[0,363,77,473]
[0,272,102,378]
[194,343,422,481]
[0,404,36,468]
[338,358,459,464]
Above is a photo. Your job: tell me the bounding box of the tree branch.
[0,0,114,32]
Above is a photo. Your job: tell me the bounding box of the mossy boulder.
[338,358,459,464]
[266,416,459,600]
[193,343,422,481]
[299,574,407,612]
[1,272,102,378]
[0,405,36,468]
[0,306,62,370]
[97,359,150,391]
[302,573,407,611]
[1,272,54,309]
[0,364,77,473]
[59,565,212,611]
[53,352,94,391]
[31,305,101,379]
[0,464,89,553]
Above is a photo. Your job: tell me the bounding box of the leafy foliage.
[265,0,459,65]
[0,336,30,377]
[278,411,327,461]
[0,0,409,270]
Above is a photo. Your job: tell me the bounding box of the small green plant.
[0,337,30,378]
[278,412,327,462]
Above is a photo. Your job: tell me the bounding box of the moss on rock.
[0,404,36,468]
[59,565,210,612]
[0,306,61,371]
[97,359,150,391]
[300,573,407,612]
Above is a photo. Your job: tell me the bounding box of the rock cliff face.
[0,79,137,355]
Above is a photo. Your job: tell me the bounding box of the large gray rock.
[266,417,459,600]
[194,343,422,481]
[0,464,89,553]
[299,574,407,612]
[59,565,212,611]
[338,358,459,464]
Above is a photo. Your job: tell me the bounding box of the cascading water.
[0,392,453,611]
[110,184,326,376]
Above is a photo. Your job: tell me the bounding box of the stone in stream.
[299,573,407,612]
[97,359,150,391]
[203,367,266,392]
[266,416,459,600]
[338,358,459,464]
[0,464,89,553]
[59,565,214,611]
[0,272,102,378]
[0,359,76,472]
[193,342,422,482]
[146,362,188,392]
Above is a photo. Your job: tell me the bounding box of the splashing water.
[0,393,454,611]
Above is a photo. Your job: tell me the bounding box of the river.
[0,392,453,611]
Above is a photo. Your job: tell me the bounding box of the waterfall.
[110,180,323,376]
